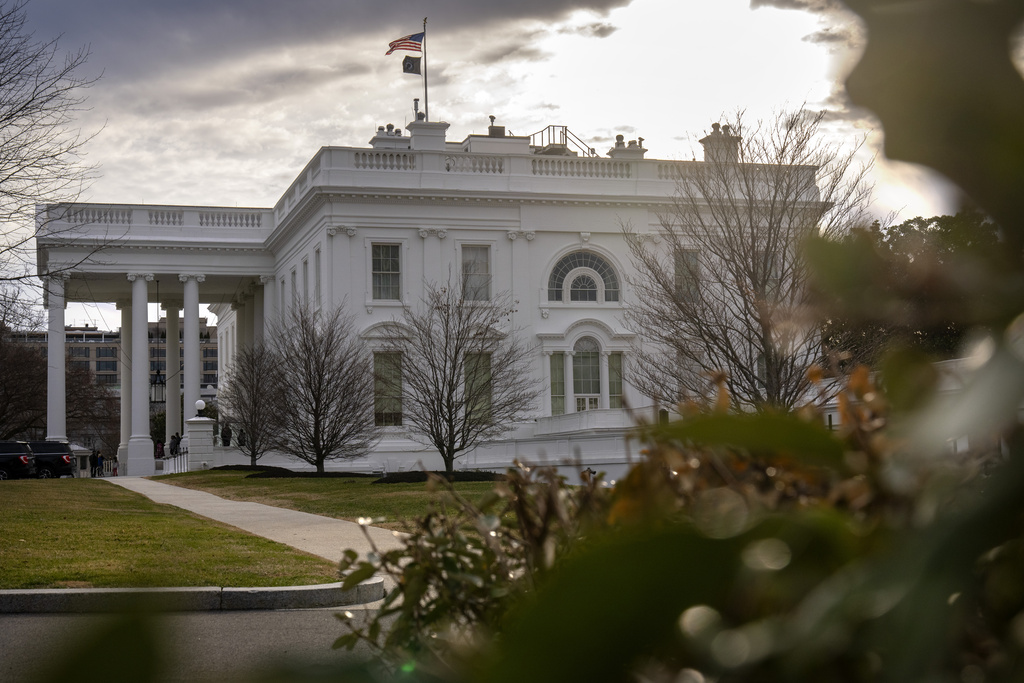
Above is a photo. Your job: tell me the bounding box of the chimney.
[607,134,647,159]
[699,123,741,163]
[487,114,506,138]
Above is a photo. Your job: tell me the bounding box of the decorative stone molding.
[326,227,338,237]
[127,273,154,282]
[259,274,274,285]
[418,228,448,239]
[346,226,358,237]
[365,305,373,315]
[524,231,536,241]
[579,232,591,244]
[178,273,207,283]
[540,308,549,319]
[507,230,536,241]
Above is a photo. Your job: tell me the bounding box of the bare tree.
[217,343,282,467]
[0,0,98,283]
[624,110,872,412]
[270,306,381,474]
[377,280,539,475]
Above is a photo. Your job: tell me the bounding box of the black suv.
[0,441,36,480]
[27,441,77,478]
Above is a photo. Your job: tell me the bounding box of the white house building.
[36,113,780,477]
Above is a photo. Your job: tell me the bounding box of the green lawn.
[0,478,340,590]
[154,469,499,530]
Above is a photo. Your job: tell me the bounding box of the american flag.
[386,32,424,55]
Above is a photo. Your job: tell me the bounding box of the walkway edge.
[0,576,384,614]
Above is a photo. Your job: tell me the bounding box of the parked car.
[27,441,77,478]
[0,441,37,480]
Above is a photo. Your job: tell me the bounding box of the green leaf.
[341,562,378,590]
[652,413,845,466]
[331,632,361,651]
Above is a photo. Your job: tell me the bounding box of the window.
[96,347,116,358]
[550,353,565,416]
[70,360,90,372]
[570,274,598,302]
[96,374,118,386]
[461,245,491,301]
[203,347,217,358]
[70,346,89,357]
[280,277,287,314]
[150,347,166,358]
[372,244,401,300]
[547,251,619,302]
[609,352,623,409]
[464,353,491,423]
[314,247,322,308]
[96,360,117,372]
[374,352,402,426]
[202,374,218,385]
[573,337,601,411]
[150,361,166,372]
[291,269,298,308]
[674,249,699,301]
[203,361,217,371]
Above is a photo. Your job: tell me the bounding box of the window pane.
[372,244,401,300]
[96,360,117,372]
[96,347,117,358]
[374,352,403,426]
[465,353,491,423]
[548,251,619,302]
[609,352,623,408]
[550,353,564,416]
[674,249,699,301]
[462,245,491,301]
[570,275,598,301]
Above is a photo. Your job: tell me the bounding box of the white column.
[45,275,68,442]
[600,351,611,410]
[252,287,265,345]
[541,351,552,417]
[165,303,182,445]
[126,273,154,476]
[241,294,255,348]
[117,300,131,464]
[180,274,204,430]
[260,275,277,335]
[565,350,576,414]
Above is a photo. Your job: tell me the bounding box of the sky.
[21,0,983,327]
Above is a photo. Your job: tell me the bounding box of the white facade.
[37,116,775,476]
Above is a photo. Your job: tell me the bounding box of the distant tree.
[217,343,282,467]
[0,0,98,283]
[270,306,380,474]
[624,109,872,411]
[0,331,45,439]
[376,280,538,475]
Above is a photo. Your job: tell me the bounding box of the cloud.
[562,22,618,38]
[803,27,853,45]
[749,0,842,12]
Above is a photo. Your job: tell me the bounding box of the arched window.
[547,251,619,302]
[570,274,598,301]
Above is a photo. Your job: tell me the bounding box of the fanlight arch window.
[547,251,619,302]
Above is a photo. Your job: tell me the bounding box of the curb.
[0,576,384,614]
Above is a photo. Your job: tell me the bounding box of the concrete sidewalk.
[107,476,405,563]
[0,477,405,614]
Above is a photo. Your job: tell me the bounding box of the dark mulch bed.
[210,464,379,479]
[372,471,507,484]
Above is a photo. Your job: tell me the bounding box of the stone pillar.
[600,351,611,410]
[45,274,68,442]
[126,273,154,476]
[252,286,265,345]
[164,302,182,445]
[180,274,205,446]
[565,350,576,414]
[241,293,255,349]
[325,229,337,310]
[117,300,131,464]
[185,416,216,471]
[260,275,276,336]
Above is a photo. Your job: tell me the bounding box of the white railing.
[531,158,631,178]
[156,453,190,474]
[354,151,417,171]
[68,207,133,225]
[445,154,505,174]
[148,210,184,226]
[199,211,263,228]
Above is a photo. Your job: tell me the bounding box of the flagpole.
[422,17,429,121]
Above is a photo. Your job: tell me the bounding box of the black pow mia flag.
[402,56,421,75]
